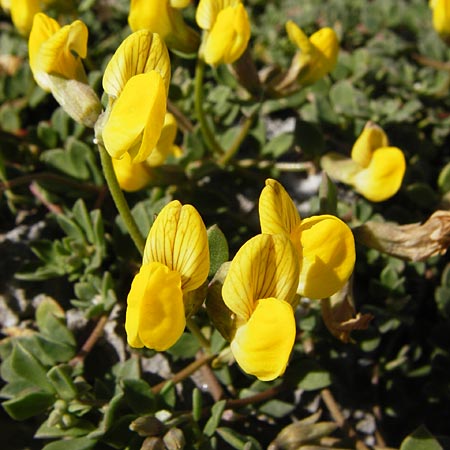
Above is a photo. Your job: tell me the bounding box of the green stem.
[194,58,225,155]
[218,114,255,166]
[187,317,211,351]
[98,143,145,255]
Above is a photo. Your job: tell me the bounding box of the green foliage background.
[0,0,450,449]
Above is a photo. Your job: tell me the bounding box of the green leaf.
[438,162,450,193]
[40,140,92,180]
[9,342,54,392]
[262,133,294,158]
[122,379,155,414]
[207,225,229,278]
[399,425,443,450]
[216,427,262,450]
[204,399,227,437]
[258,399,295,419]
[192,388,202,422]
[2,390,55,420]
[47,365,77,401]
[42,437,97,450]
[296,360,331,391]
[36,297,76,347]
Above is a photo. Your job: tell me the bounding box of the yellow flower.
[126,200,209,350]
[9,0,41,36]
[100,30,171,163]
[28,13,101,127]
[129,0,199,54]
[430,0,450,44]
[222,233,299,381]
[285,20,339,86]
[259,179,355,300]
[112,112,182,192]
[196,0,251,66]
[321,123,406,202]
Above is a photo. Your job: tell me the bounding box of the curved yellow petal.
[292,215,355,299]
[10,0,40,36]
[112,153,152,192]
[125,262,185,351]
[103,30,170,99]
[230,297,296,381]
[196,0,240,30]
[222,234,299,321]
[259,178,301,236]
[147,112,179,167]
[286,20,313,56]
[203,3,250,65]
[29,14,88,90]
[102,71,166,162]
[351,124,389,168]
[353,146,406,202]
[143,200,209,293]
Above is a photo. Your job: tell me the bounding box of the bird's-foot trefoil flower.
[259,178,355,300]
[125,200,209,351]
[430,0,450,44]
[28,13,102,127]
[221,233,300,381]
[196,0,251,66]
[129,0,200,54]
[270,21,338,95]
[320,122,406,202]
[112,112,182,192]
[97,30,171,163]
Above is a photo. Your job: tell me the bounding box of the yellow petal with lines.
[222,233,299,321]
[102,30,170,99]
[143,200,209,293]
[259,178,301,236]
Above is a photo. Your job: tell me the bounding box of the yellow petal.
[292,215,355,299]
[286,20,313,56]
[102,71,166,162]
[351,124,389,168]
[231,297,296,381]
[112,153,152,192]
[353,146,406,202]
[259,178,301,236]
[129,0,199,53]
[431,0,450,41]
[125,262,185,351]
[203,3,250,65]
[222,234,299,321]
[103,30,170,99]
[29,14,88,90]
[10,0,40,36]
[196,0,240,30]
[143,200,209,293]
[146,112,179,167]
